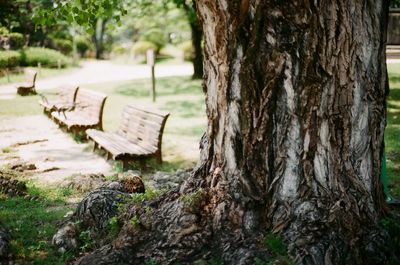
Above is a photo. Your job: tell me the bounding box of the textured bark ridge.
[75,1,391,264]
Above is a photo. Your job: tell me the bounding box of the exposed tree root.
[73,180,394,265]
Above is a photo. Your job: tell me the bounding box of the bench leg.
[93,142,98,152]
[156,152,162,164]
[122,159,129,171]
[139,159,146,169]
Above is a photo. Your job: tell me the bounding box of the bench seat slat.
[87,130,154,158]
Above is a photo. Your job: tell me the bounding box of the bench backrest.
[117,105,169,152]
[74,88,107,129]
[25,69,37,87]
[57,85,79,105]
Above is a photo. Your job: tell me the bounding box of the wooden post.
[6,68,10,83]
[57,59,61,69]
[146,49,156,102]
[37,62,41,76]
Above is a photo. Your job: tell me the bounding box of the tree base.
[73,184,395,265]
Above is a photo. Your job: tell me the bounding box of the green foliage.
[111,44,128,55]
[262,232,294,265]
[8,32,25,49]
[108,216,120,238]
[0,50,21,69]
[391,0,400,8]
[131,41,157,57]
[264,232,287,256]
[79,230,96,252]
[20,47,70,68]
[140,28,167,51]
[130,215,140,227]
[75,36,93,57]
[178,40,192,61]
[0,26,9,35]
[180,188,206,212]
[53,38,73,55]
[130,188,163,204]
[33,0,128,34]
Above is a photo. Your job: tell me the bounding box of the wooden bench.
[16,69,37,96]
[51,88,107,135]
[39,85,79,114]
[86,105,170,170]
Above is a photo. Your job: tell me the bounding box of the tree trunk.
[190,19,204,79]
[194,0,390,262]
[75,1,392,264]
[92,18,108,59]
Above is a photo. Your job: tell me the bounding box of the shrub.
[111,45,128,56]
[20,47,70,68]
[140,28,167,52]
[178,40,192,61]
[131,41,157,57]
[75,37,92,57]
[8,33,25,50]
[159,45,182,58]
[0,50,21,69]
[0,27,9,35]
[53,38,73,55]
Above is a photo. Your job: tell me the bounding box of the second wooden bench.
[51,88,107,135]
[39,85,79,114]
[86,105,169,170]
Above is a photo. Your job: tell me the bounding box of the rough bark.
[75,1,391,264]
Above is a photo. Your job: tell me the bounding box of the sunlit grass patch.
[387,63,400,197]
[0,183,76,264]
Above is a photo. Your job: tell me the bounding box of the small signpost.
[147,49,156,102]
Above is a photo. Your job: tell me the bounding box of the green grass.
[0,94,42,116]
[0,67,75,85]
[387,63,400,198]
[0,184,76,264]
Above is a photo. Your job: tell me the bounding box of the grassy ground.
[387,63,400,198]
[0,184,76,264]
[0,67,75,86]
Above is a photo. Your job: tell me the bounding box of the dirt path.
[0,115,113,185]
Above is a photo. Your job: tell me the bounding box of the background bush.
[20,47,70,68]
[0,50,21,69]
[8,33,25,50]
[53,39,73,55]
[178,41,192,61]
[111,45,128,56]
[140,28,167,52]
[75,37,92,58]
[131,41,157,57]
